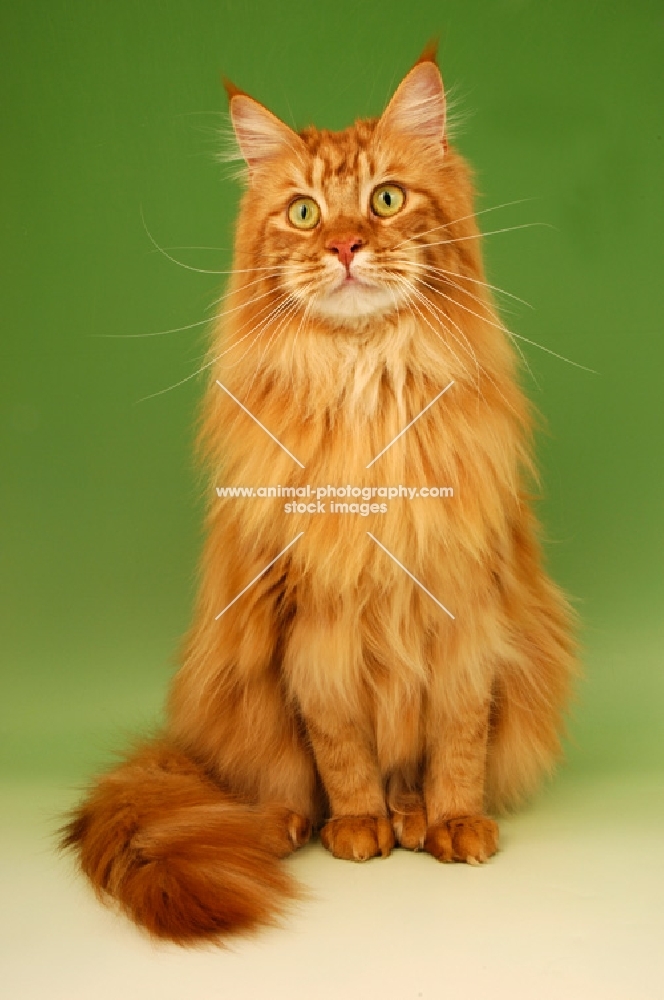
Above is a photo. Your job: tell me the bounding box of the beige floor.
[3,772,663,1000]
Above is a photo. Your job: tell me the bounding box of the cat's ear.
[376,42,447,149]
[224,79,305,177]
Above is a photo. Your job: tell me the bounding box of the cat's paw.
[424,815,498,865]
[320,815,394,861]
[390,802,428,851]
[262,806,312,858]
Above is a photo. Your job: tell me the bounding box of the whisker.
[95,316,212,340]
[414,272,537,386]
[387,258,533,310]
[240,293,311,395]
[95,278,288,339]
[410,273,596,374]
[394,275,525,419]
[141,213,241,275]
[504,331,598,373]
[417,222,552,251]
[135,353,223,404]
[219,291,297,367]
[397,278,480,390]
[408,280,481,373]
[178,286,294,364]
[244,293,304,371]
[416,286,522,416]
[157,245,233,253]
[140,210,318,277]
[134,290,297,402]
[391,198,538,250]
[422,271,538,385]
[389,275,474,384]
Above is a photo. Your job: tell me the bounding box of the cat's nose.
[327,235,364,271]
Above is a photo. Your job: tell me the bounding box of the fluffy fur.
[62,46,576,943]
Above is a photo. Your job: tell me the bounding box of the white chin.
[314,283,396,321]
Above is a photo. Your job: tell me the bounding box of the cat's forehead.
[296,121,386,198]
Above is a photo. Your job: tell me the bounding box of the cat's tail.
[485,572,578,814]
[60,738,306,943]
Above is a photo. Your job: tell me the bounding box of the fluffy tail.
[486,573,578,814]
[60,739,303,943]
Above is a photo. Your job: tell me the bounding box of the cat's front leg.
[284,612,394,862]
[386,773,428,851]
[423,679,498,865]
[307,713,394,862]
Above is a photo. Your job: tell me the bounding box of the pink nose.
[327,235,364,270]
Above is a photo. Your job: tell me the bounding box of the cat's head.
[225,47,477,329]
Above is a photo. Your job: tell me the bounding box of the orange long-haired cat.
[63,45,576,943]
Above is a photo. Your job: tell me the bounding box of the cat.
[61,43,576,943]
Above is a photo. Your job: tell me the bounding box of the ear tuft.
[222,76,247,101]
[414,37,439,67]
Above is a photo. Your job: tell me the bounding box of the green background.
[2,0,663,790]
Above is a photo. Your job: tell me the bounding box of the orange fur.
[62,46,576,943]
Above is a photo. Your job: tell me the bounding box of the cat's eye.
[288,197,321,230]
[371,183,405,218]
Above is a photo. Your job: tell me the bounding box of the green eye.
[371,183,405,218]
[288,197,321,230]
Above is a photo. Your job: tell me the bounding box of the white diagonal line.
[216,379,305,468]
[365,380,454,469]
[366,532,455,620]
[215,532,304,620]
